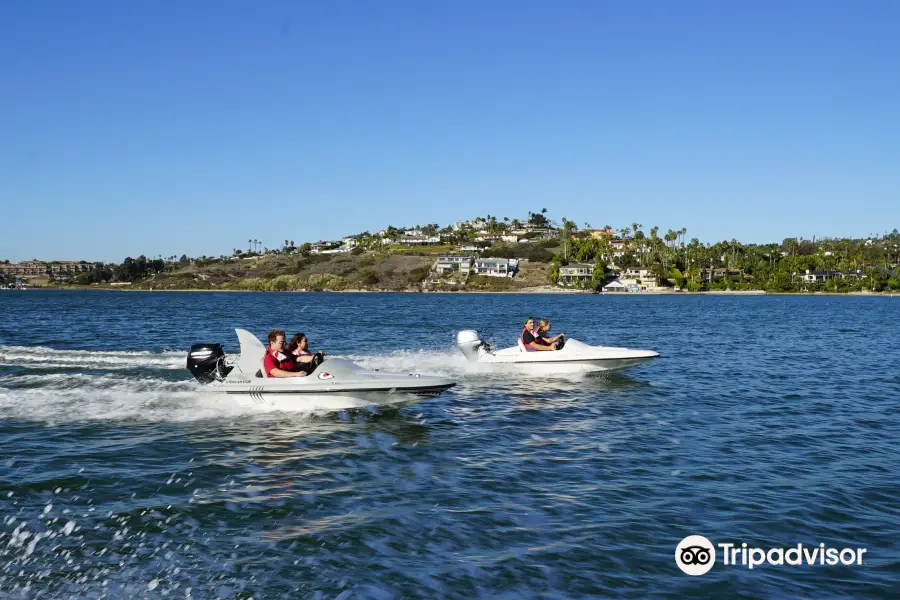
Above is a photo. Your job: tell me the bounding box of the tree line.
[556,224,900,292]
[59,210,899,293]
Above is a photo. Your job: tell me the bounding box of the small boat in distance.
[456,329,659,375]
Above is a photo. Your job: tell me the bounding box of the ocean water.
[1,290,898,598]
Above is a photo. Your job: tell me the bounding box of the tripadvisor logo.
[675,535,715,575]
[675,536,868,574]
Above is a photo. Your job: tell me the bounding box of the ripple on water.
[1,292,899,597]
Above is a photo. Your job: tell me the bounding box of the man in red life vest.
[263,329,308,377]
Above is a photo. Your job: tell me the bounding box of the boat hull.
[188,331,457,413]
[215,388,447,412]
[474,355,658,375]
[457,331,660,376]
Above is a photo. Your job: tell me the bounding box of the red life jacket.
[264,350,297,376]
[520,325,538,352]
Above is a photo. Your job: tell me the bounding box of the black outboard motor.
[187,343,232,384]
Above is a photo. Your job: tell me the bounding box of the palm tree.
[630,223,643,264]
[561,217,578,260]
[687,238,701,280]
[248,239,252,253]
[665,229,677,250]
[597,235,612,266]
[633,230,646,267]
[664,230,677,272]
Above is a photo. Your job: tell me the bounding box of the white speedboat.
[456,329,659,375]
[187,329,455,411]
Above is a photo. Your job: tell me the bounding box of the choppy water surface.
[1,290,898,598]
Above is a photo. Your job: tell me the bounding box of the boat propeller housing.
[456,329,488,362]
[187,343,232,384]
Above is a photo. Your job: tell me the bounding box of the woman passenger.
[536,319,565,349]
[287,332,324,374]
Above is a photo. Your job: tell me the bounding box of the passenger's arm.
[527,342,557,351]
[269,368,308,377]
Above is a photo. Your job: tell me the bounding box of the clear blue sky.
[2,1,898,262]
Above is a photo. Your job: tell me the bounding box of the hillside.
[127,251,552,292]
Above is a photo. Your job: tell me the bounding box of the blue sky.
[2,1,898,262]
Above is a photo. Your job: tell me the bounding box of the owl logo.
[675,536,716,575]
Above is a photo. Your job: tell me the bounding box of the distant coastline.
[31,284,898,297]
[4,216,898,295]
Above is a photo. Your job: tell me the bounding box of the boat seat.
[258,357,269,378]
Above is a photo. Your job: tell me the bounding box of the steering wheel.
[555,336,566,350]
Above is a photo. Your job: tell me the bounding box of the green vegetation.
[25,209,896,294]
[465,275,517,292]
[481,240,557,262]
[563,226,900,292]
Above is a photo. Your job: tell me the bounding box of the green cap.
[523,315,534,325]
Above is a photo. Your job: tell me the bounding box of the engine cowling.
[456,330,486,362]
[187,343,232,384]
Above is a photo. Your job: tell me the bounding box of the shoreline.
[29,286,900,296]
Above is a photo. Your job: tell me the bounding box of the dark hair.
[267,329,286,344]
[287,332,307,354]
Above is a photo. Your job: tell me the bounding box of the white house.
[622,267,655,281]
[310,240,342,254]
[558,263,594,285]
[398,236,441,246]
[619,267,659,289]
[432,256,474,275]
[473,258,515,278]
[610,239,629,256]
[523,227,557,239]
[796,269,842,283]
[454,219,487,231]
